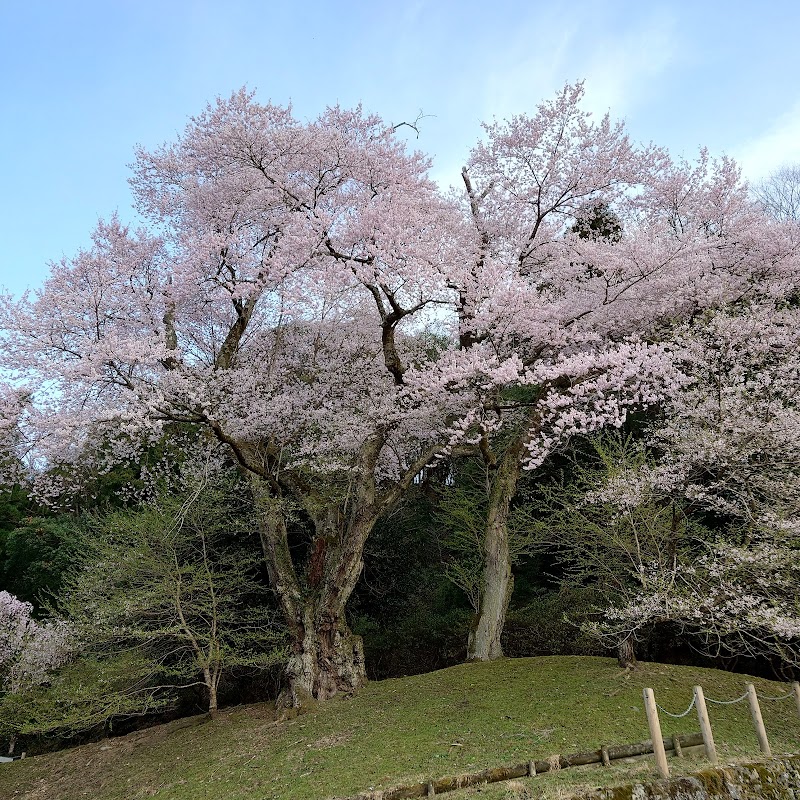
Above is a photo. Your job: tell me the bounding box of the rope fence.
[759,690,797,702]
[643,679,800,779]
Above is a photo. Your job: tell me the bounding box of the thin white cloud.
[733,100,800,181]
[480,11,582,122]
[478,6,678,124]
[427,5,680,190]
[579,10,678,118]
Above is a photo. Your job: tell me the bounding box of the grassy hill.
[2,656,799,800]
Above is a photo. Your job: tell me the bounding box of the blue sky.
[2,0,799,297]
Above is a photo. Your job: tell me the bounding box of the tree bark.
[282,598,366,706]
[242,433,438,705]
[204,668,219,717]
[467,435,525,661]
[617,636,637,669]
[252,481,372,706]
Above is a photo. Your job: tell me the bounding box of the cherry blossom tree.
[519,434,699,669]
[0,591,70,752]
[652,303,800,522]
[0,595,70,694]
[0,387,27,487]
[0,92,488,705]
[573,300,800,669]
[3,84,798,702]
[450,83,800,660]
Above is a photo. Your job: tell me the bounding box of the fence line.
[705,691,749,706]
[340,732,705,799]
[656,695,696,718]
[746,683,772,756]
[760,689,796,701]
[655,681,800,714]
[646,679,800,772]
[694,686,718,764]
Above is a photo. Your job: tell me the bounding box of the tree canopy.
[1,83,798,709]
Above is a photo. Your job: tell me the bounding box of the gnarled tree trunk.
[252,480,375,706]
[241,430,438,706]
[283,599,366,706]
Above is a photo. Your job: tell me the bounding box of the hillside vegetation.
[2,656,799,800]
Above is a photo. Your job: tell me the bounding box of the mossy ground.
[1,656,798,800]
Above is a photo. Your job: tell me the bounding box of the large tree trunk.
[467,436,525,661]
[253,485,372,706]
[283,599,366,706]
[241,432,437,705]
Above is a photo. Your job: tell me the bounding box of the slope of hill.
[2,656,798,800]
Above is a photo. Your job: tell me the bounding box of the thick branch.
[216,293,260,370]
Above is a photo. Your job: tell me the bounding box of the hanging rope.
[706,692,749,705]
[656,695,696,718]
[650,683,794,717]
[758,689,795,701]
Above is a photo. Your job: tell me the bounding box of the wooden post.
[746,683,771,756]
[694,686,718,764]
[643,688,670,778]
[792,682,800,718]
[672,734,683,758]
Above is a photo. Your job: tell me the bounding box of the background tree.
[449,84,800,661]
[0,516,79,611]
[436,454,534,620]
[753,163,800,222]
[524,435,704,669]
[348,486,472,679]
[558,300,800,672]
[570,200,623,242]
[0,591,70,753]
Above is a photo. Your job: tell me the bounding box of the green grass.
[2,657,799,800]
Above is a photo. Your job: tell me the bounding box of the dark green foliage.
[0,651,173,743]
[0,516,82,610]
[41,425,206,515]
[502,589,607,658]
[0,482,27,535]
[1,475,287,747]
[571,200,623,242]
[349,488,472,678]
